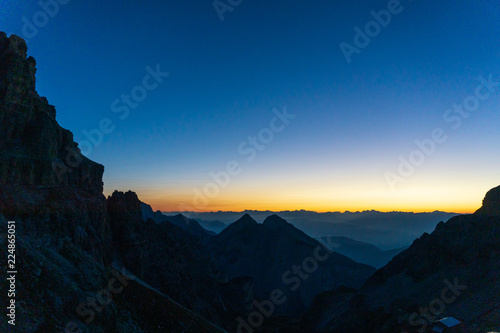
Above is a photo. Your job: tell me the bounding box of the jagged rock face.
[475,185,500,216]
[107,191,143,242]
[107,191,251,330]
[0,33,231,332]
[0,32,110,263]
[0,34,39,139]
[211,214,376,317]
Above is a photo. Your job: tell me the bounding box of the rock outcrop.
[0,32,111,263]
[0,33,114,332]
[0,33,228,333]
[107,191,250,331]
[475,185,500,216]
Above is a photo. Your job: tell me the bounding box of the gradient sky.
[2,0,499,213]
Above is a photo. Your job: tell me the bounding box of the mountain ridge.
[299,185,500,332]
[173,210,459,249]
[1,32,497,333]
[211,213,377,316]
[0,33,228,333]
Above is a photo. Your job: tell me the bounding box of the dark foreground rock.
[0,33,228,333]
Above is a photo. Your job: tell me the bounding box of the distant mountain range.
[1,32,498,333]
[141,202,215,238]
[168,210,459,250]
[147,201,408,269]
[298,185,500,333]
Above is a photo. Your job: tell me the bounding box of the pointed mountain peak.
[235,213,258,225]
[215,214,257,239]
[263,214,290,229]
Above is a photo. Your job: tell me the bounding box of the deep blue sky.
[1,0,499,212]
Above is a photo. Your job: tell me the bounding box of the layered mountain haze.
[300,186,500,333]
[316,236,407,268]
[177,210,459,250]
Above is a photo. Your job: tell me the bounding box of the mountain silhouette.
[300,185,500,332]
[211,213,376,316]
[0,33,228,333]
[141,202,215,237]
[1,32,497,333]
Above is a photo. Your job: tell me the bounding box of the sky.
[1,0,499,213]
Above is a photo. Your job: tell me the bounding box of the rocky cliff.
[0,32,111,263]
[0,33,228,333]
[108,191,225,322]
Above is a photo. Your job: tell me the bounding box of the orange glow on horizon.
[104,180,491,216]
[123,193,478,215]
[147,204,475,215]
